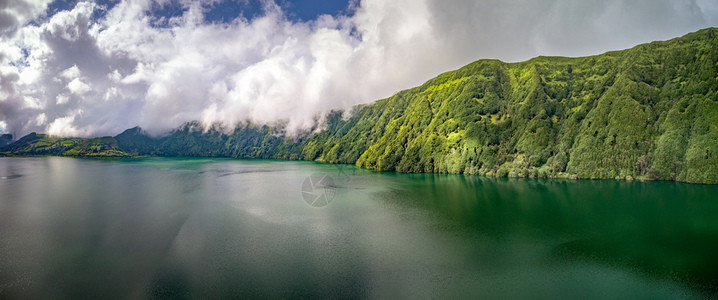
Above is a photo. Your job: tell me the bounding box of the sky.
[1,0,717,138]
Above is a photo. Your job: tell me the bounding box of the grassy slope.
[2,28,717,183]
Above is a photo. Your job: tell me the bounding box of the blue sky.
[1,0,717,137]
[275,0,352,22]
[46,0,353,23]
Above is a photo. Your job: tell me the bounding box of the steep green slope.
[2,28,717,183]
[115,127,161,156]
[298,28,717,184]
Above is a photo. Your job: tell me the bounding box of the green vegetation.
[0,132,131,157]
[2,28,717,184]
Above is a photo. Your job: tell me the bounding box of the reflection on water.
[0,157,716,298]
[379,174,718,294]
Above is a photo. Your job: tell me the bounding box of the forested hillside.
[303,27,718,184]
[0,133,131,157]
[2,28,717,184]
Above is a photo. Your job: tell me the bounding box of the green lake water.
[0,157,717,299]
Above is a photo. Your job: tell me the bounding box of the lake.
[0,157,717,298]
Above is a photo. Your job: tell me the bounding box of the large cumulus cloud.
[1,0,717,137]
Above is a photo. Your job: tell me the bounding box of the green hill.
[2,28,717,183]
[303,27,718,184]
[0,132,131,158]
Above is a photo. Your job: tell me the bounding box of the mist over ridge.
[1,0,717,138]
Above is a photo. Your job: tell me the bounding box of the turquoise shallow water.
[0,157,716,298]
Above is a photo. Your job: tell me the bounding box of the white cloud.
[0,0,717,138]
[35,113,46,126]
[67,78,91,95]
[47,114,82,136]
[58,65,81,80]
[23,96,43,109]
[56,93,69,104]
[45,2,96,41]
[108,69,122,82]
[0,0,52,38]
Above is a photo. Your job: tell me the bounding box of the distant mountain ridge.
[2,28,717,184]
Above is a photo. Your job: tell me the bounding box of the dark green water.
[1,157,717,299]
